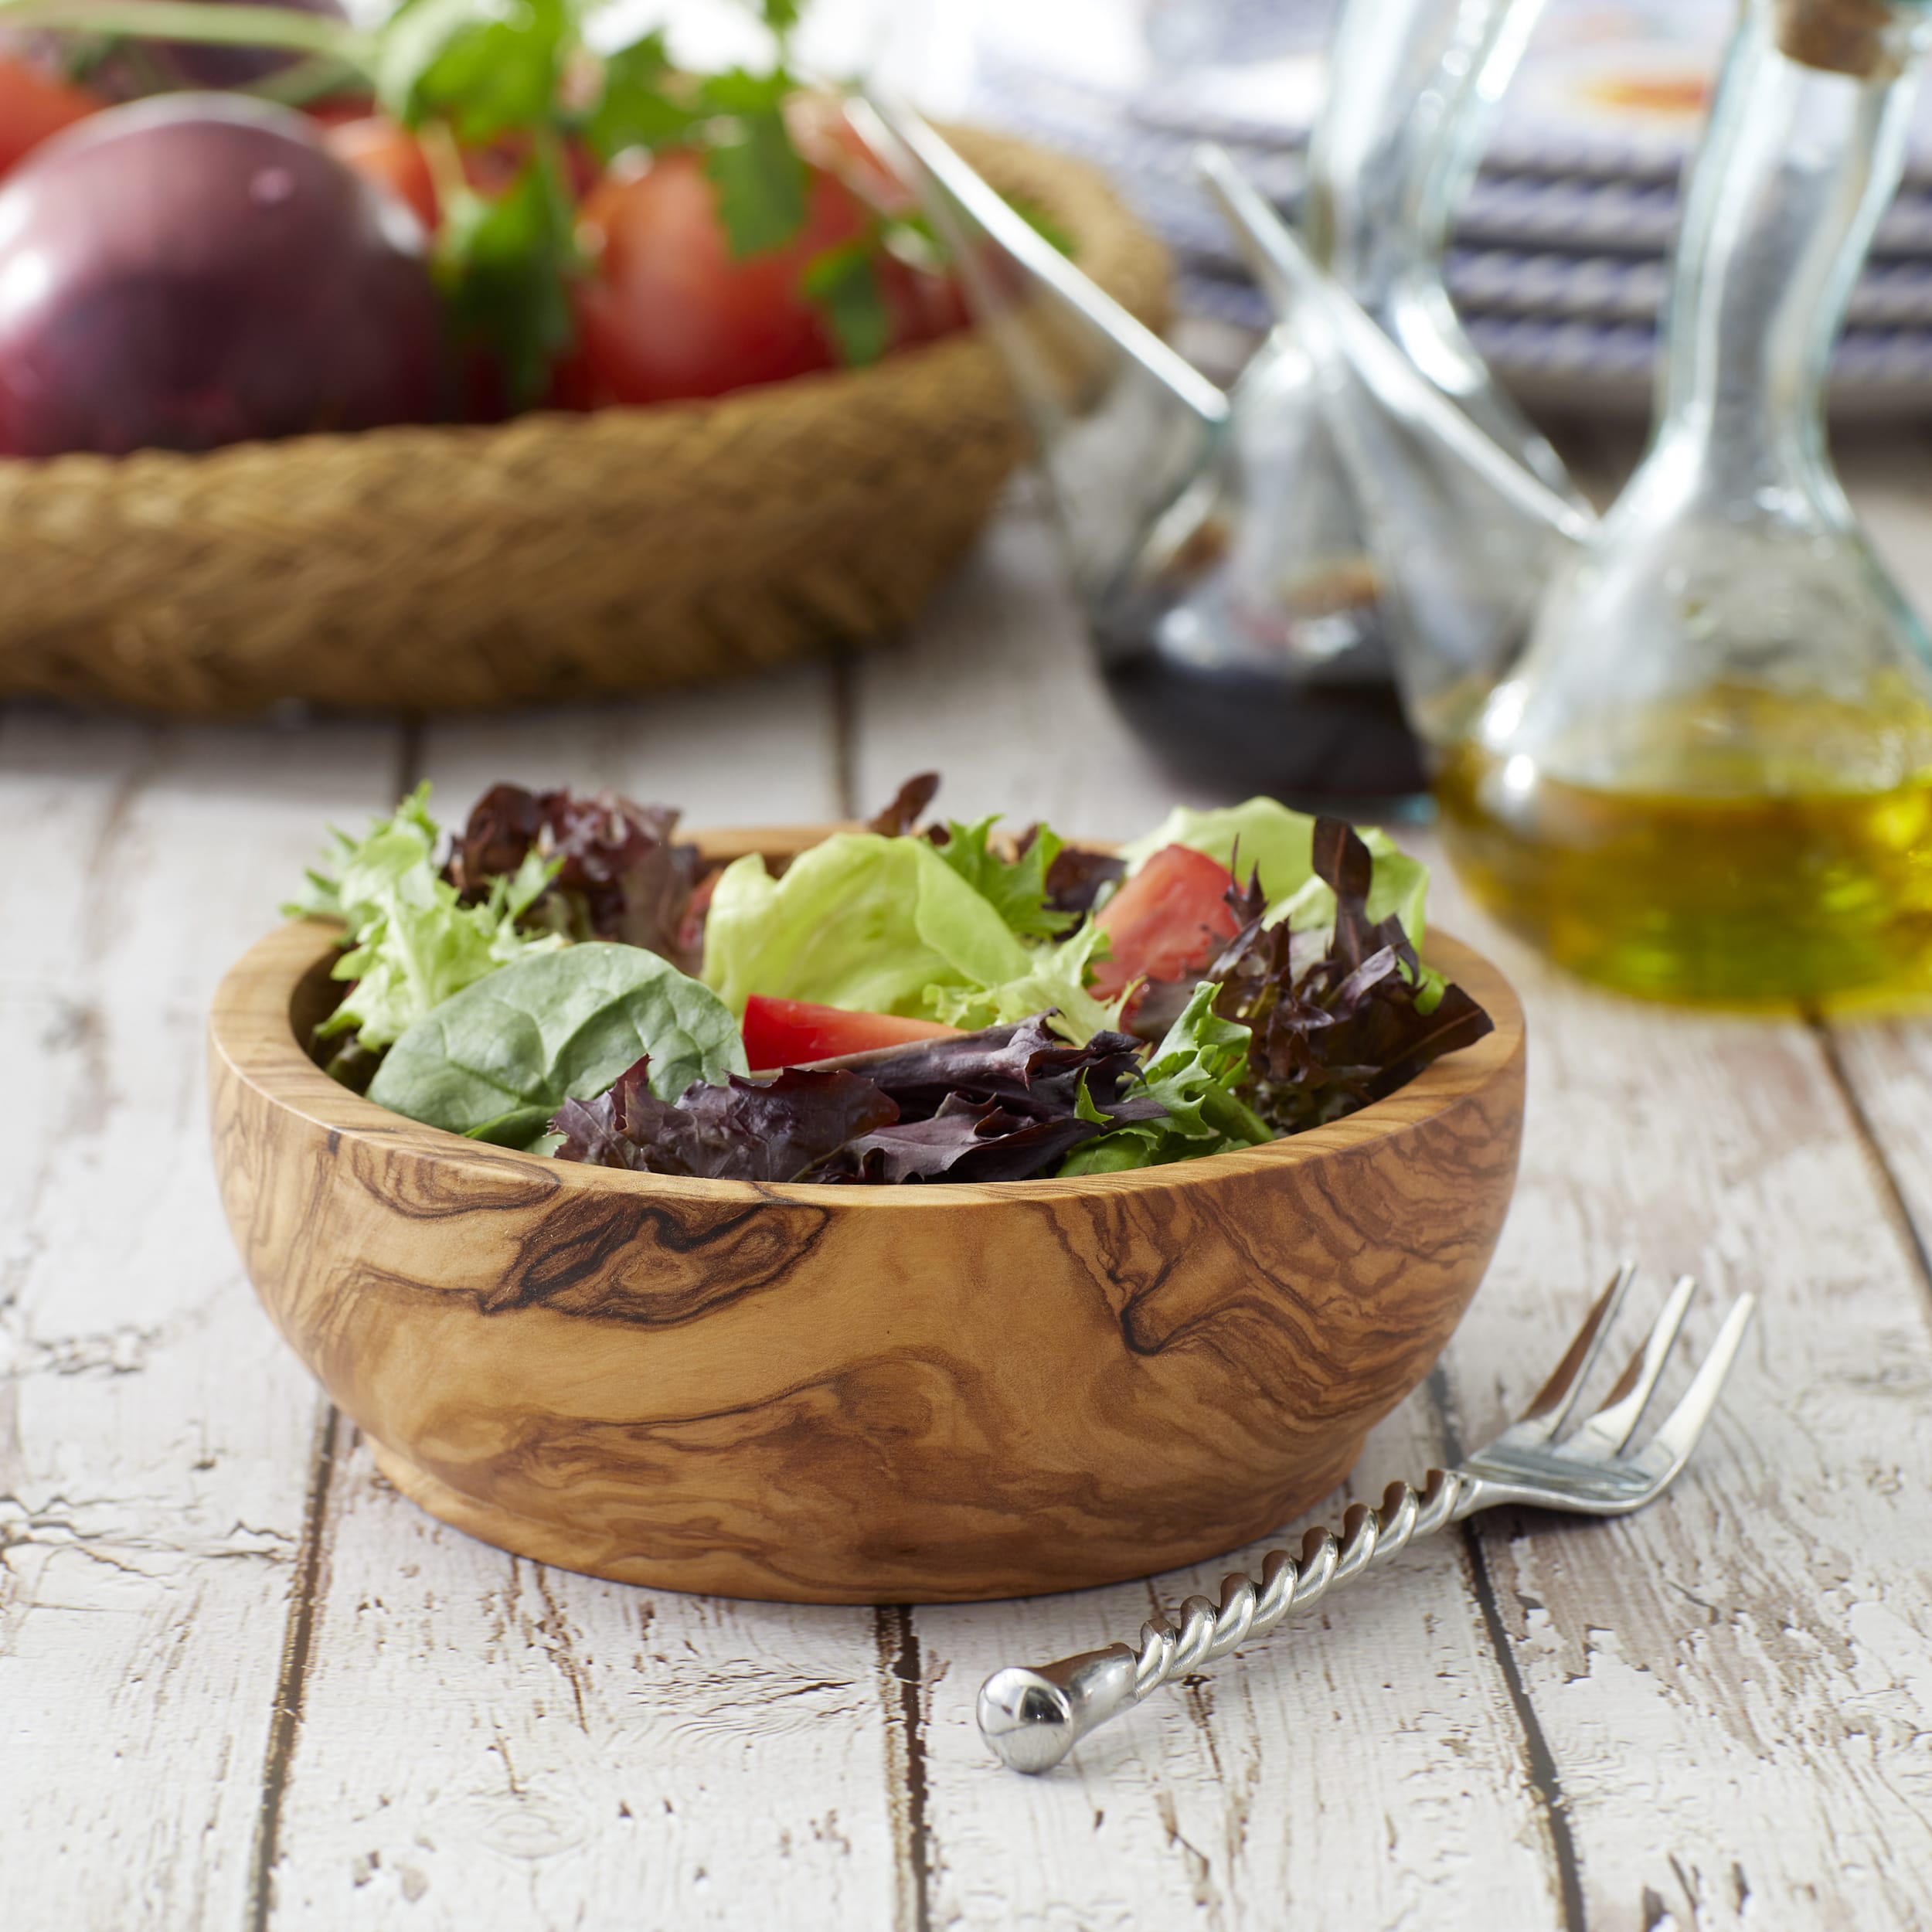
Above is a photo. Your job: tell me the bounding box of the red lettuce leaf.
[1209,818,1492,1134]
[813,1094,1117,1185]
[550,1015,1163,1185]
[846,1015,1153,1124]
[551,1059,899,1182]
[1041,842,1126,918]
[447,783,702,970]
[866,771,941,837]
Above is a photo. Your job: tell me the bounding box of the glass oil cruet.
[1298,0,1572,502]
[1438,0,1932,1010]
[861,1,1575,811]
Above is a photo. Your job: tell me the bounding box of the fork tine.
[1505,1260,1640,1445]
[1556,1274,1698,1460]
[1627,1294,1757,1486]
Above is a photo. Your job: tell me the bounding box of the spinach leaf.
[367,942,746,1149]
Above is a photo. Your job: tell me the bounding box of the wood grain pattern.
[255,688,930,1931]
[264,1420,906,1931]
[18,413,1932,1932]
[206,830,1525,1604]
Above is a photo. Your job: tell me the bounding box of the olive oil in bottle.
[1436,0,1932,1014]
[1437,718,1932,1010]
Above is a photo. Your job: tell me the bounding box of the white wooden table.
[7,430,1932,1932]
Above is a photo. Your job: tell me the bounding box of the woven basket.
[0,129,1168,716]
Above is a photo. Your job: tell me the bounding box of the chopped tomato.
[1089,844,1241,1002]
[0,56,98,177]
[743,995,961,1071]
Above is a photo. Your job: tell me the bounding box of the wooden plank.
[846,527,1569,1927]
[262,1422,904,1930]
[264,669,906,1929]
[1417,834,1932,1930]
[0,708,401,1931]
[405,662,846,829]
[1823,1017,1932,1287]
[908,1411,1569,1930]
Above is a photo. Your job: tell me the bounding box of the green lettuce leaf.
[290,783,561,1051]
[927,919,1120,1043]
[1059,983,1268,1175]
[932,817,1075,940]
[368,941,746,1149]
[701,832,1034,1019]
[1118,798,1428,944]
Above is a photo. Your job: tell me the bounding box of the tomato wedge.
[743,996,961,1071]
[1089,844,1241,1001]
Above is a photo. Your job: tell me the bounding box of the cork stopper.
[1775,0,1909,77]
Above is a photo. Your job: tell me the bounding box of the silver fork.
[978,1267,1757,1773]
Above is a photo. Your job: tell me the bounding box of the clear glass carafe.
[1083,0,1570,808]
[1439,0,1932,1009]
[1301,0,1569,498]
[874,2,1562,808]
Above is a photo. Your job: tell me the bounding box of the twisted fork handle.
[978,1469,1472,1773]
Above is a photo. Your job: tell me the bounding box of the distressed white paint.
[414,658,846,829]
[0,711,400,1930]
[264,1422,903,1930]
[910,1403,1569,1932]
[847,531,1567,1925]
[1421,838,1932,1930]
[10,444,1932,1931]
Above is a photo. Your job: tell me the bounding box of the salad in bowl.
[291,773,1495,1186]
[209,779,1522,1600]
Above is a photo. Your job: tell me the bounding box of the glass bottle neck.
[1304,0,1546,320]
[1653,0,1930,500]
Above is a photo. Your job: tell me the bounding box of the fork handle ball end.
[978,1647,1140,1774]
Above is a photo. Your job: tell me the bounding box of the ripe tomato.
[564,147,963,407]
[1088,845,1242,1002]
[743,996,961,1071]
[322,114,437,233]
[0,56,97,176]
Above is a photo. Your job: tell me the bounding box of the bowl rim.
[209,822,1526,1211]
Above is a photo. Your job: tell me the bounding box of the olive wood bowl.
[207,826,1526,1604]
